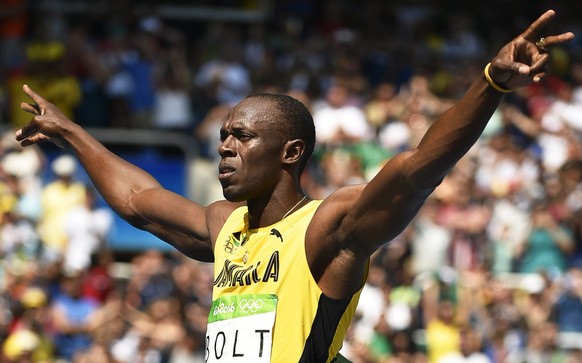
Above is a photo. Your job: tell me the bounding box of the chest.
[213,223,306,295]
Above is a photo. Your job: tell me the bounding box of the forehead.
[223,97,279,129]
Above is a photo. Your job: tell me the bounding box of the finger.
[529,52,551,71]
[19,132,49,147]
[22,84,48,115]
[532,71,547,83]
[21,102,41,115]
[494,60,531,77]
[539,32,576,48]
[508,53,550,82]
[527,53,550,82]
[15,118,42,141]
[520,9,555,41]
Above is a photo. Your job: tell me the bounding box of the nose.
[218,135,236,157]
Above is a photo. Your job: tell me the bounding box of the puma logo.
[270,228,283,242]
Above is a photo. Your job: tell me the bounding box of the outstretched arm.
[16,85,217,261]
[353,9,573,248]
[310,10,574,298]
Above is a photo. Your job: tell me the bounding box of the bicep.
[306,151,438,297]
[342,151,437,252]
[309,151,436,256]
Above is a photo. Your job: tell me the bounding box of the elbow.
[400,150,449,192]
[408,171,446,194]
[111,187,161,228]
[405,164,447,195]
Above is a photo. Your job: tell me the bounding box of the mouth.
[218,163,236,180]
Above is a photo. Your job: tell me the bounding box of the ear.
[282,139,305,166]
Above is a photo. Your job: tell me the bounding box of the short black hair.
[244,93,316,174]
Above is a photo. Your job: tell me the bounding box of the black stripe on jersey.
[298,293,352,363]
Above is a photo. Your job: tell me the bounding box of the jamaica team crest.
[223,231,245,255]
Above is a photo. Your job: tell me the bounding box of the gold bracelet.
[484,63,513,93]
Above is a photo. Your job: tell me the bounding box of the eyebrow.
[219,126,255,138]
[220,125,247,133]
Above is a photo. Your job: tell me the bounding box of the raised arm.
[309,10,574,298]
[15,85,218,261]
[354,10,572,247]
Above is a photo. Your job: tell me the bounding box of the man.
[15,10,574,363]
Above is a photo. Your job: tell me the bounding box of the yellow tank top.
[208,200,363,363]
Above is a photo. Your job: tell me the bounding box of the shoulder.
[306,185,366,250]
[206,200,244,219]
[206,200,245,240]
[306,185,372,298]
[313,185,366,219]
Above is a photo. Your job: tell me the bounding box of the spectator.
[438,328,492,363]
[350,263,388,348]
[0,133,45,224]
[425,300,462,363]
[150,19,194,133]
[409,197,452,277]
[81,249,115,304]
[194,42,251,107]
[50,271,101,362]
[550,264,582,350]
[516,201,575,275]
[312,81,372,146]
[7,33,81,130]
[37,154,86,262]
[66,24,112,128]
[126,250,176,310]
[2,287,53,363]
[0,210,39,265]
[435,166,491,272]
[63,187,113,275]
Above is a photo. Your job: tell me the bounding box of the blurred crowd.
[0,0,582,362]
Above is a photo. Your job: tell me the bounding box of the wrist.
[484,63,513,93]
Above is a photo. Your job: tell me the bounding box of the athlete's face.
[218,98,286,202]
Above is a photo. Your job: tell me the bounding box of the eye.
[233,129,253,141]
[220,127,253,142]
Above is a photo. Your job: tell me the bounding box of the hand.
[488,10,575,89]
[16,84,71,148]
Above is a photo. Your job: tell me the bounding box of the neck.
[246,192,308,228]
[281,195,307,220]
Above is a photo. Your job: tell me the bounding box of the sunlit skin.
[218,99,294,203]
[14,11,574,301]
[218,97,308,230]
